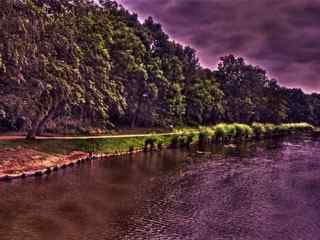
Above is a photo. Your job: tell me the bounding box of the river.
[1,136,320,239]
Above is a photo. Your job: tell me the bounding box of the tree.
[285,88,311,123]
[186,69,224,125]
[215,55,289,123]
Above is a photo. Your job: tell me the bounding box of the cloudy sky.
[117,0,320,93]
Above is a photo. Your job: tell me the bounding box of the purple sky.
[117,0,320,93]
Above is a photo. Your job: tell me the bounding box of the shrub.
[233,123,253,140]
[213,124,236,142]
[198,127,214,145]
[214,124,225,142]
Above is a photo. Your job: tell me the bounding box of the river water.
[1,136,320,240]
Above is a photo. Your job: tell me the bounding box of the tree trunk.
[131,96,143,129]
[26,118,41,140]
[26,102,64,140]
[36,102,64,135]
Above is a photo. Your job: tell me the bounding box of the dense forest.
[0,0,320,138]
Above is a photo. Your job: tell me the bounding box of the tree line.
[0,0,319,138]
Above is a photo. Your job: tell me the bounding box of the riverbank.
[0,134,175,181]
[0,123,315,181]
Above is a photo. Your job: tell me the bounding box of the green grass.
[0,139,78,154]
[75,135,174,153]
[0,135,174,155]
[233,123,254,139]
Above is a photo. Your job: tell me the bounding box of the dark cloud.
[118,0,320,93]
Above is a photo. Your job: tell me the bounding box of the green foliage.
[213,124,236,142]
[198,127,215,147]
[215,55,290,124]
[233,124,254,139]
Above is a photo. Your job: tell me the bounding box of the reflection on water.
[0,136,320,240]
[0,150,189,240]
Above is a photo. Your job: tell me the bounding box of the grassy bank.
[0,122,314,177]
[0,123,314,155]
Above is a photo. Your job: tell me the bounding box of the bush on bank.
[169,122,313,149]
[197,122,313,146]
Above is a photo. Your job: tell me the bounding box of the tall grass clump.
[213,123,237,143]
[198,127,215,147]
[233,123,253,140]
[169,129,197,149]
